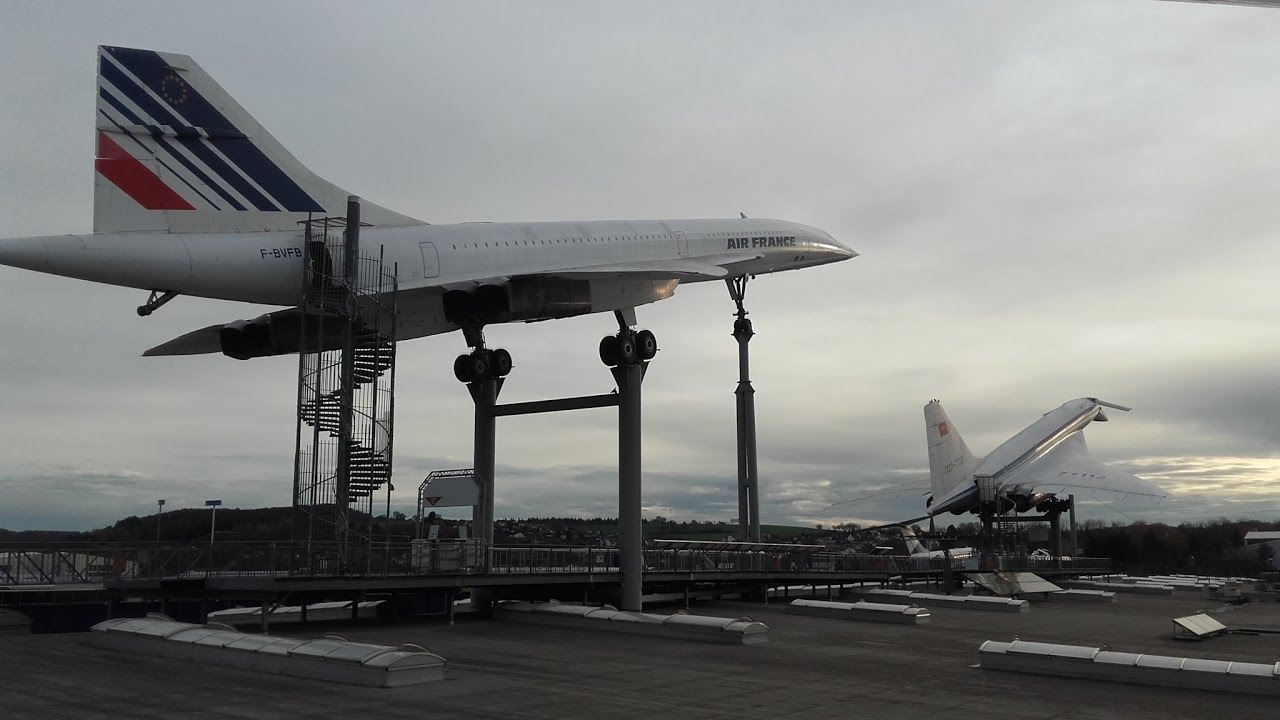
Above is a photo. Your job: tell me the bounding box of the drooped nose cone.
[808,227,857,264]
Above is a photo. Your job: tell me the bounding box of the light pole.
[205,499,222,549]
[156,499,165,543]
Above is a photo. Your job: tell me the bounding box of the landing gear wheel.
[490,348,513,377]
[636,330,657,360]
[466,351,490,382]
[617,332,638,365]
[599,335,621,366]
[453,354,472,383]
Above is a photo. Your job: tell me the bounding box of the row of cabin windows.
[708,231,786,237]
[450,230,785,250]
[451,234,673,250]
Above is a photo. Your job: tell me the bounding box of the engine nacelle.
[219,318,269,360]
[443,276,679,325]
[218,313,345,360]
[508,276,591,320]
[1011,494,1032,513]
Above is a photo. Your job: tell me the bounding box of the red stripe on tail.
[95,131,194,211]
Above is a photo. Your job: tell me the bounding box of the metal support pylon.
[467,377,500,610]
[612,361,645,611]
[727,276,760,543]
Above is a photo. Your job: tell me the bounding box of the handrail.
[0,541,1111,586]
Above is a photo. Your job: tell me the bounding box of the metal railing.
[0,542,1111,586]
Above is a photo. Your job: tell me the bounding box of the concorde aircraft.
[0,46,855,379]
[923,397,1168,518]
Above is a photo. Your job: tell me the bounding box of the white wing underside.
[825,482,931,510]
[546,251,762,279]
[1002,432,1169,503]
[143,252,764,356]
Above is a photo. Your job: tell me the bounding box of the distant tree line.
[0,506,415,545]
[1078,518,1279,575]
[1,511,1276,575]
[931,517,1280,575]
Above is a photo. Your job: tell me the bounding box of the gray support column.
[469,378,499,610]
[735,392,750,541]
[1049,512,1063,569]
[980,509,995,567]
[1068,494,1078,557]
[470,380,498,550]
[743,370,760,543]
[613,362,645,611]
[728,277,761,543]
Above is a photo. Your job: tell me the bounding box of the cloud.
[2,2,1280,531]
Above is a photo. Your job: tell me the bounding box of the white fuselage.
[3,218,847,303]
[0,217,852,342]
[929,399,1107,516]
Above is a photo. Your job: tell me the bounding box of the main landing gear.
[452,326,514,384]
[449,309,655,612]
[598,309,657,368]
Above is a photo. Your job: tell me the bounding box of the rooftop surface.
[3,590,1279,719]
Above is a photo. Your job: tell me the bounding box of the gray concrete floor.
[2,591,1278,719]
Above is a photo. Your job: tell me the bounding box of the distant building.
[1244,532,1280,569]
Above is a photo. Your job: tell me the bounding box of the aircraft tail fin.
[93,46,422,233]
[925,399,977,503]
[899,526,929,556]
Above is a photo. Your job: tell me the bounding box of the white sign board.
[420,474,480,508]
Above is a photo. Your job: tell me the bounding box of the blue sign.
[205,500,222,507]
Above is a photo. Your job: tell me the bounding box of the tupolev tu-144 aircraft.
[923,397,1168,518]
[829,397,1169,523]
[0,46,855,379]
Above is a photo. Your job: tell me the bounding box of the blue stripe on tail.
[99,89,236,211]
[101,47,325,214]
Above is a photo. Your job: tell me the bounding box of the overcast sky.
[1,1,1277,531]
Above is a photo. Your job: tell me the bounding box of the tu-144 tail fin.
[924,399,977,505]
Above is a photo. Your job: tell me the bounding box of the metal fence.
[0,542,1110,586]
